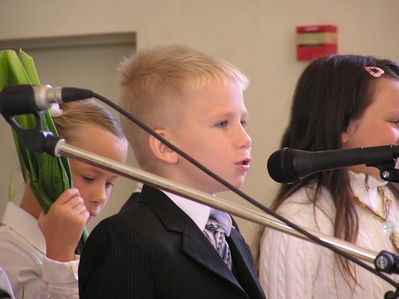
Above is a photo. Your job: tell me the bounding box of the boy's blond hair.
[118,44,249,170]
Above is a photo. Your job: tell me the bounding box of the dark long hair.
[273,54,399,278]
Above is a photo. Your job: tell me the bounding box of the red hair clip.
[364,66,385,78]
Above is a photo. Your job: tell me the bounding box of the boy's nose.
[237,128,252,149]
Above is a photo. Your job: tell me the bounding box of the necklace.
[353,184,399,254]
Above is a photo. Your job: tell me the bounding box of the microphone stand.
[3,105,399,298]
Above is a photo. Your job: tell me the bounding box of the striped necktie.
[204,216,232,270]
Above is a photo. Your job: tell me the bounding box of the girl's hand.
[38,188,89,261]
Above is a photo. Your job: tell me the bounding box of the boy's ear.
[148,129,179,164]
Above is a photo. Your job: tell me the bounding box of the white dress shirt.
[0,266,14,299]
[164,190,232,236]
[259,171,399,299]
[0,202,79,299]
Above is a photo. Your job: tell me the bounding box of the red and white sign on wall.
[296,25,337,61]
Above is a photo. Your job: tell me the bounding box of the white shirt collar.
[163,190,232,236]
[209,207,233,236]
[349,170,389,212]
[349,170,388,189]
[1,201,46,253]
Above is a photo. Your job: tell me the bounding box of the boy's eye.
[216,120,228,128]
[241,120,247,128]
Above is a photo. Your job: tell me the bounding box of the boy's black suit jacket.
[79,185,265,299]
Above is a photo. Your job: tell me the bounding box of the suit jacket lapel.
[141,185,245,293]
[228,229,264,298]
[180,222,243,290]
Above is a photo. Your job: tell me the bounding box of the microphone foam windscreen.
[267,148,297,184]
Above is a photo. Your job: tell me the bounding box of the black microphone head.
[267,147,298,184]
[0,84,37,116]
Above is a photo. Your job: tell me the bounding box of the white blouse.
[0,202,79,299]
[259,171,399,299]
[0,266,14,299]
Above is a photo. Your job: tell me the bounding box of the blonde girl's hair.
[53,98,125,143]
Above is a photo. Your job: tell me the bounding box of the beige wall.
[1,0,399,254]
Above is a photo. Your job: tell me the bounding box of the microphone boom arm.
[55,139,378,264]
[59,136,399,288]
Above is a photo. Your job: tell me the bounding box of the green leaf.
[1,49,86,253]
[17,49,40,85]
[0,50,31,85]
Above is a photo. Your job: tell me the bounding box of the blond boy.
[79,45,265,299]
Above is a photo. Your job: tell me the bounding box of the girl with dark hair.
[259,54,399,298]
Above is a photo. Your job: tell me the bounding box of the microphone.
[0,84,93,116]
[267,145,399,184]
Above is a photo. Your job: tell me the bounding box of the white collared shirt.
[0,202,79,299]
[163,191,233,237]
[0,266,14,299]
